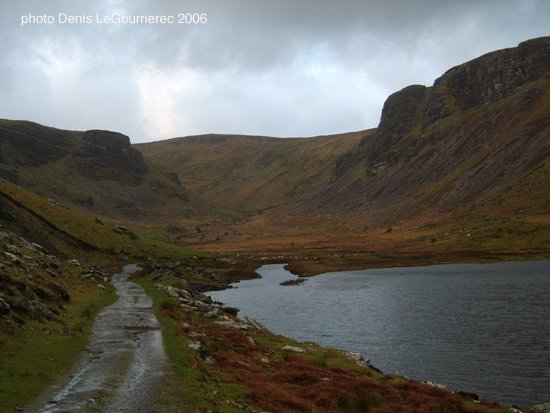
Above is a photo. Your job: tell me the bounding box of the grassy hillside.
[0,119,198,223]
[136,131,366,218]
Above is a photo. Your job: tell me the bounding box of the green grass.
[0,177,202,264]
[134,274,248,412]
[0,287,117,412]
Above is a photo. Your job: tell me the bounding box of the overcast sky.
[1,0,549,143]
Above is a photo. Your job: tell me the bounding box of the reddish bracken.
[162,308,181,321]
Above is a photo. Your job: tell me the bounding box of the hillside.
[0,120,196,223]
[136,131,366,219]
[134,37,550,269]
[308,37,550,225]
[0,37,549,270]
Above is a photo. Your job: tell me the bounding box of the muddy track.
[31,264,167,412]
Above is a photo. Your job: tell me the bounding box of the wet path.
[34,264,166,412]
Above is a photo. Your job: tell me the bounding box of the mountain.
[0,120,194,223]
[307,36,550,224]
[1,37,549,265]
[136,131,366,219]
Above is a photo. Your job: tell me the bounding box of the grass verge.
[0,286,117,412]
[135,270,513,413]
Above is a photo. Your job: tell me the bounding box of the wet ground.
[31,264,168,412]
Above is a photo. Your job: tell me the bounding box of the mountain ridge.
[0,37,549,262]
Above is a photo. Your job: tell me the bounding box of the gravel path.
[32,264,167,412]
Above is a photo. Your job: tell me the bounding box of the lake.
[208,260,550,408]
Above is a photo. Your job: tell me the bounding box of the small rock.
[188,342,202,352]
[532,402,550,413]
[192,300,212,312]
[0,298,10,315]
[6,244,21,255]
[4,252,22,265]
[281,345,306,353]
[67,259,81,266]
[31,242,45,252]
[244,316,263,330]
[188,341,210,359]
[181,322,191,332]
[203,309,220,318]
[424,381,447,390]
[96,284,106,290]
[214,320,254,331]
[204,356,215,366]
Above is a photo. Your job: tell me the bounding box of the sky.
[1,0,549,143]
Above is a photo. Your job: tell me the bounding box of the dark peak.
[366,84,427,162]
[362,37,550,165]
[435,36,550,110]
[83,129,132,147]
[72,130,146,184]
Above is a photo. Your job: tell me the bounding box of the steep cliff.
[309,37,550,224]
[0,120,192,221]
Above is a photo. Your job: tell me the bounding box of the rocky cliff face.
[361,37,550,168]
[72,130,147,185]
[311,37,550,222]
[0,120,191,221]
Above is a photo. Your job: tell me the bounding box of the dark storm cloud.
[1,0,549,142]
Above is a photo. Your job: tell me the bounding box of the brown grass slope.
[1,37,549,260]
[306,37,550,226]
[136,131,366,219]
[0,119,197,223]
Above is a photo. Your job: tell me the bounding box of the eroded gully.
[31,264,167,412]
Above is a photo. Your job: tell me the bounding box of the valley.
[1,37,550,412]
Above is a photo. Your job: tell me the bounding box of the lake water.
[208,260,550,408]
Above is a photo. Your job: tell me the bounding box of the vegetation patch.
[0,287,117,412]
[280,278,307,286]
[136,269,512,413]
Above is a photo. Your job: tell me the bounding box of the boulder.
[214,320,254,331]
[4,252,22,265]
[423,381,447,390]
[6,244,21,255]
[192,300,212,312]
[0,297,10,315]
[188,341,210,359]
[531,402,550,413]
[203,309,220,318]
[281,345,306,353]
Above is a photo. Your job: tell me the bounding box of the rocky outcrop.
[0,223,109,326]
[438,37,550,111]
[317,37,550,222]
[360,37,550,167]
[71,130,147,185]
[531,402,550,413]
[0,120,73,169]
[364,84,427,164]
